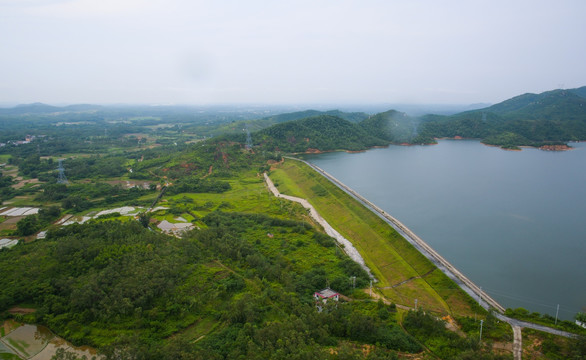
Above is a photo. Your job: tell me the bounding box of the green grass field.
[160,169,312,228]
[269,158,481,317]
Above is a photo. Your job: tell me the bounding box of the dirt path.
[264,173,374,279]
[364,289,411,311]
[7,307,36,314]
[512,325,522,360]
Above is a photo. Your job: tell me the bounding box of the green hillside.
[416,87,586,149]
[214,109,371,137]
[569,85,586,98]
[359,110,422,144]
[263,109,370,124]
[255,115,388,153]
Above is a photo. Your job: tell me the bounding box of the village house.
[314,288,340,312]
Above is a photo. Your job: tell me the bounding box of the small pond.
[0,322,101,360]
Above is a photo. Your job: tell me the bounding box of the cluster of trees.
[529,329,586,359]
[404,308,586,359]
[130,141,264,181]
[215,109,371,139]
[166,177,230,195]
[16,206,61,235]
[0,171,14,201]
[0,212,422,358]
[200,210,371,294]
[5,154,128,183]
[359,110,422,144]
[505,307,586,335]
[262,109,369,125]
[415,88,586,148]
[36,182,154,213]
[58,156,128,180]
[0,119,144,155]
[255,115,388,153]
[416,114,579,149]
[403,310,509,360]
[7,154,55,180]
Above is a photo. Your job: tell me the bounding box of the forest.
[254,115,388,153]
[415,88,586,149]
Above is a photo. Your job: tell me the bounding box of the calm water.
[303,140,586,320]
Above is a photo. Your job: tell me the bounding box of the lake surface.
[302,140,586,320]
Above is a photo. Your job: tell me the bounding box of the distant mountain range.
[4,86,585,150]
[252,86,586,152]
[0,102,103,115]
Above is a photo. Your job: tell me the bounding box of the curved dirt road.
[264,173,374,279]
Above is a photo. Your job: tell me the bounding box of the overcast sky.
[1,0,586,106]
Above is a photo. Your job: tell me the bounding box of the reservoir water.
[302,140,586,320]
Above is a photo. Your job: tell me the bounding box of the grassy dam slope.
[269,158,484,317]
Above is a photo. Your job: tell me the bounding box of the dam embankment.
[264,173,375,279]
[287,156,506,314]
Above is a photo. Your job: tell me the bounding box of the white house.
[314,288,340,312]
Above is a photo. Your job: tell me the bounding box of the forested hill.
[480,87,586,118]
[359,110,422,144]
[261,109,370,124]
[416,86,586,149]
[255,115,388,153]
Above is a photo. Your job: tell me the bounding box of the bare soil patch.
[8,307,36,314]
[12,178,41,189]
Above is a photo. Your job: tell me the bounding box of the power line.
[57,159,68,184]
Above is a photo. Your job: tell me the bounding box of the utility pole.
[479,319,484,342]
[555,304,560,325]
[369,280,372,297]
[415,299,418,310]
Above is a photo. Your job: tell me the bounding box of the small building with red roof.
[314,288,340,311]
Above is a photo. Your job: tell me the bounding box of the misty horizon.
[0,99,496,117]
[2,1,585,106]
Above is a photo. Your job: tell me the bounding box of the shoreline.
[433,137,574,151]
[286,156,506,314]
[292,138,580,157]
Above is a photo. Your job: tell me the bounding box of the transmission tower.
[57,159,68,184]
[244,125,253,150]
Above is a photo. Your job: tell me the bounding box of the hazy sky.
[1,0,586,105]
